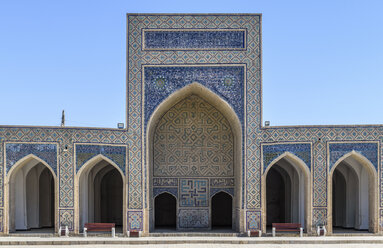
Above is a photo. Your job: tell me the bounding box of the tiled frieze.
[75,144,127,174]
[178,209,209,229]
[261,142,312,172]
[209,178,234,187]
[328,142,379,171]
[0,208,3,232]
[0,139,3,208]
[180,179,208,207]
[128,211,143,231]
[153,178,178,186]
[246,210,261,230]
[5,143,58,174]
[59,209,74,231]
[143,29,246,50]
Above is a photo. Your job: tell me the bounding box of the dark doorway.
[100,168,123,226]
[211,192,232,229]
[155,193,176,229]
[266,166,290,226]
[39,167,55,228]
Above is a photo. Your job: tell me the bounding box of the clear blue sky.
[1,0,382,128]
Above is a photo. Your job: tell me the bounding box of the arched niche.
[211,191,233,229]
[329,151,378,233]
[6,155,57,233]
[146,82,243,232]
[154,193,177,229]
[262,152,312,233]
[76,154,125,233]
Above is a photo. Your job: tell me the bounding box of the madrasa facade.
[0,14,382,236]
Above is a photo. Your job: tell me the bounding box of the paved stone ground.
[1,245,383,248]
[2,236,383,247]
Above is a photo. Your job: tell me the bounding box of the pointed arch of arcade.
[146,82,243,232]
[5,154,58,233]
[75,154,126,233]
[210,190,234,229]
[328,151,378,233]
[262,152,312,233]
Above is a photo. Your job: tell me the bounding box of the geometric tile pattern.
[313,208,327,226]
[59,209,74,231]
[246,211,261,230]
[262,142,311,172]
[143,29,246,50]
[75,144,126,174]
[128,211,143,231]
[328,142,378,171]
[5,143,57,174]
[153,95,234,177]
[0,142,3,208]
[179,209,209,228]
[180,179,208,207]
[145,66,245,127]
[153,187,178,198]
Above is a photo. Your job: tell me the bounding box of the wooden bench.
[84,223,115,237]
[272,223,303,237]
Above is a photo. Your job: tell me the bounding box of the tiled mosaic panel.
[5,143,57,174]
[59,209,74,231]
[75,144,126,174]
[153,178,178,186]
[128,14,261,209]
[128,211,143,231]
[246,211,261,230]
[178,209,209,228]
[210,188,234,198]
[210,178,234,187]
[180,179,208,207]
[329,142,378,171]
[153,187,178,198]
[0,209,3,232]
[313,142,327,207]
[144,66,244,127]
[143,29,246,50]
[313,208,327,226]
[262,143,311,172]
[153,95,234,177]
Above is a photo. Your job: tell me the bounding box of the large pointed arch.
[328,151,378,233]
[75,153,126,233]
[145,82,243,232]
[261,152,312,233]
[5,154,57,233]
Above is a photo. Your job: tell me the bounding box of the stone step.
[149,232,240,237]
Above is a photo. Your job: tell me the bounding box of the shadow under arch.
[75,154,126,233]
[262,152,312,233]
[154,192,177,229]
[5,154,57,233]
[211,191,233,229]
[328,151,378,233]
[146,82,243,232]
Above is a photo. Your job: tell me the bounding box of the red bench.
[272,223,303,237]
[84,223,115,237]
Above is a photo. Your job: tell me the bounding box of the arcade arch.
[262,153,312,232]
[329,152,378,233]
[7,155,56,233]
[77,155,124,232]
